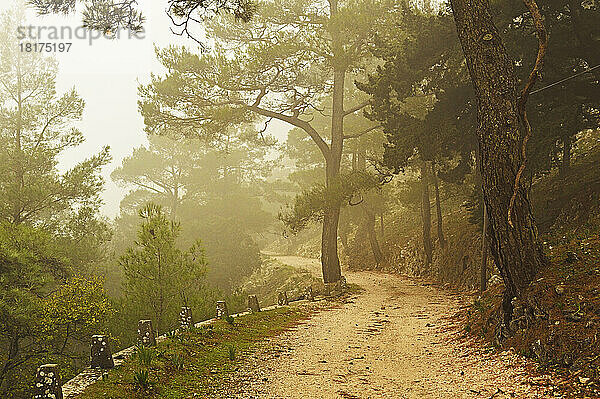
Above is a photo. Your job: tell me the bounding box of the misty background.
[0,0,289,217]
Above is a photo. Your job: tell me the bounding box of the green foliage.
[77,307,307,399]
[225,343,236,361]
[133,368,151,390]
[137,0,389,139]
[499,0,599,176]
[0,9,111,226]
[0,9,114,394]
[30,0,256,42]
[136,346,155,367]
[0,222,113,396]
[171,353,185,370]
[137,0,394,284]
[280,171,380,234]
[41,275,114,346]
[357,5,475,176]
[224,315,235,325]
[0,7,112,275]
[120,203,207,333]
[110,133,273,294]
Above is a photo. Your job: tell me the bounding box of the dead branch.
[507,0,548,228]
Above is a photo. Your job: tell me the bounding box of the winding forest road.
[225,256,555,399]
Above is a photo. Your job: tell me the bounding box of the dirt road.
[225,256,556,399]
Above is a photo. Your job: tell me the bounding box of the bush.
[172,353,185,370]
[133,369,150,390]
[226,344,236,361]
[136,346,155,367]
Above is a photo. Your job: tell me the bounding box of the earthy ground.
[215,255,563,399]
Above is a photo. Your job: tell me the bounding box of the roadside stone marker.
[90,335,114,369]
[216,300,228,319]
[278,291,289,306]
[137,320,156,347]
[248,295,260,313]
[340,275,347,288]
[305,286,314,301]
[33,364,63,399]
[179,306,193,330]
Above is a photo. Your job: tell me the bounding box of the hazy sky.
[2,0,290,218]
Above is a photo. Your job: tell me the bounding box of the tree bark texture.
[450,0,547,320]
[321,63,345,283]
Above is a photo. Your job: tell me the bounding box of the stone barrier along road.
[60,299,297,398]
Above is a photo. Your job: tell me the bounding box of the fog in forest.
[0,0,598,398]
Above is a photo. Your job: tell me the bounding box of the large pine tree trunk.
[321,206,341,282]
[420,161,433,267]
[321,66,345,283]
[450,0,547,321]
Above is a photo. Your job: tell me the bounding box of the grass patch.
[77,306,308,398]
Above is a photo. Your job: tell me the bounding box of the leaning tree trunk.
[420,161,433,268]
[450,0,547,322]
[432,163,446,249]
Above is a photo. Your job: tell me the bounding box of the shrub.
[136,346,155,367]
[226,344,236,361]
[172,353,185,370]
[133,369,150,390]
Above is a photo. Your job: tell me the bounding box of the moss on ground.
[76,306,309,398]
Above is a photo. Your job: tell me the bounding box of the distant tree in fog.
[120,203,207,333]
